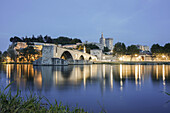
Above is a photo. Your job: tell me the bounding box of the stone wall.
[41,45,56,65]
[90,49,103,60]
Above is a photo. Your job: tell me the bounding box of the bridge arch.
[60,51,73,60]
[79,55,84,60]
[89,57,92,61]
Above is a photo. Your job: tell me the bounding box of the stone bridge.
[40,44,97,65]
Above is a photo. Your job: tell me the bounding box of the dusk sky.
[0,0,170,52]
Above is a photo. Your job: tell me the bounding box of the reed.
[0,82,86,113]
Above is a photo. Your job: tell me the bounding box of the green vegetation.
[10,35,82,45]
[54,37,82,45]
[151,43,170,56]
[127,45,140,55]
[113,42,126,56]
[77,44,99,53]
[0,82,87,113]
[127,45,140,60]
[113,42,140,56]
[1,51,9,62]
[85,44,99,53]
[18,46,41,62]
[103,47,110,53]
[7,47,18,62]
[0,51,2,62]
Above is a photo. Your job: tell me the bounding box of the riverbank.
[94,61,170,65]
[1,61,170,65]
[0,62,32,64]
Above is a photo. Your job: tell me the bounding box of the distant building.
[83,41,104,50]
[99,33,113,51]
[105,38,113,51]
[100,33,105,47]
[136,45,150,51]
[62,43,82,49]
[10,42,45,54]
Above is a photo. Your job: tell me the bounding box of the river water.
[0,64,170,113]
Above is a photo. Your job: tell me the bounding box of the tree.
[37,35,44,43]
[31,35,37,42]
[55,36,72,45]
[44,35,53,43]
[127,45,140,60]
[113,42,126,56]
[103,47,110,52]
[2,51,9,62]
[164,43,170,56]
[0,51,2,57]
[70,38,82,44]
[0,51,2,62]
[7,49,17,62]
[9,35,82,46]
[13,36,22,42]
[10,37,14,43]
[84,44,99,53]
[2,51,9,57]
[19,46,39,62]
[151,44,163,55]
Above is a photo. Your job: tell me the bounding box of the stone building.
[100,33,105,47]
[105,38,113,51]
[136,45,150,51]
[99,33,113,51]
[10,42,44,54]
[90,49,103,60]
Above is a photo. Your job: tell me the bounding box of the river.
[0,64,170,113]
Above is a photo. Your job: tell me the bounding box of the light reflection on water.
[0,64,170,113]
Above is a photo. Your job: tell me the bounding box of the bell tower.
[100,32,105,47]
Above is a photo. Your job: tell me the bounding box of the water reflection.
[0,64,170,92]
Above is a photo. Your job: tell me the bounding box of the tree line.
[113,42,170,57]
[151,43,170,55]
[113,42,140,57]
[10,35,82,45]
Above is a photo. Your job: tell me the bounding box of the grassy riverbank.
[0,83,87,113]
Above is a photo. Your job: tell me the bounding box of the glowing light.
[156,65,158,80]
[110,66,113,90]
[119,57,123,61]
[120,64,123,91]
[135,54,138,57]
[6,64,11,79]
[162,55,166,58]
[135,65,138,85]
[120,64,122,79]
[90,65,92,78]
[139,65,141,80]
[103,64,105,78]
[162,65,165,86]
[120,80,123,91]
[83,69,86,89]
